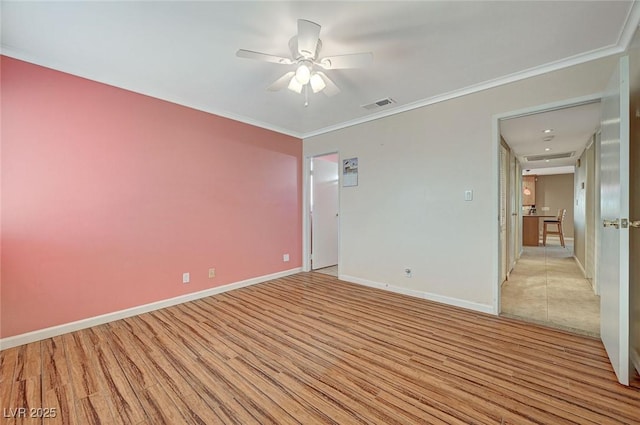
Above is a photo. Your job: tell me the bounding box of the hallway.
[501,239,600,337]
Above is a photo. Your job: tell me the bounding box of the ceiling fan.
[236,19,373,106]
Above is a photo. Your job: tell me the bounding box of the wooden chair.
[543,208,566,247]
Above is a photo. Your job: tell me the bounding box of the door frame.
[587,132,600,294]
[492,93,603,315]
[302,152,340,273]
[499,144,509,284]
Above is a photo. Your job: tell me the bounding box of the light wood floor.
[2,273,639,425]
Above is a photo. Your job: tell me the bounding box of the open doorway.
[497,100,601,336]
[309,153,339,276]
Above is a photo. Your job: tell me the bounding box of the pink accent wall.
[1,56,302,338]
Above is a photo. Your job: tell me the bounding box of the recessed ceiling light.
[545,159,550,162]
[543,129,553,134]
[543,136,554,142]
[545,147,551,151]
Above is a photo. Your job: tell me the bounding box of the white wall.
[535,174,575,238]
[303,54,620,313]
[574,138,596,276]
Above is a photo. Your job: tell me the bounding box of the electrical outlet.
[404,268,412,278]
[283,253,290,262]
[208,268,216,278]
[182,272,190,284]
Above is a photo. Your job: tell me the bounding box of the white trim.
[339,274,494,315]
[491,110,501,316]
[632,348,640,376]
[5,0,640,143]
[302,156,312,272]
[0,47,305,139]
[0,268,301,350]
[302,47,628,139]
[493,94,604,122]
[573,255,587,278]
[303,152,341,273]
[492,93,604,317]
[594,131,602,296]
[617,1,640,50]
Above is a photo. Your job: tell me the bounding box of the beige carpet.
[501,237,600,337]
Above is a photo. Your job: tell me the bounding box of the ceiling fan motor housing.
[289,36,322,61]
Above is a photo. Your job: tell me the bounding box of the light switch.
[464,190,473,201]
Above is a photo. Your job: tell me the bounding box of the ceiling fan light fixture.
[294,63,311,85]
[309,73,326,93]
[287,76,303,94]
[237,19,371,103]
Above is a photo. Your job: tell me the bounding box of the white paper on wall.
[342,158,358,187]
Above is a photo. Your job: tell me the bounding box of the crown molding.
[302,43,630,139]
[617,0,640,50]
[0,47,305,140]
[3,1,639,142]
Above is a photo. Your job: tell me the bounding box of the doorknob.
[603,219,620,228]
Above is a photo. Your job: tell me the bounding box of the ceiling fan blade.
[267,71,295,91]
[236,49,293,65]
[319,52,373,69]
[297,19,321,58]
[316,72,340,97]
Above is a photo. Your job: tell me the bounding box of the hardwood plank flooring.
[1,272,639,424]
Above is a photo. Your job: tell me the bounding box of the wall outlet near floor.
[404,268,412,278]
[208,268,216,278]
[182,272,190,284]
[283,253,290,262]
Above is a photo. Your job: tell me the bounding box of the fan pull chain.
[304,84,309,107]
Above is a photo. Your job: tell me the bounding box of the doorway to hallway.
[497,100,601,336]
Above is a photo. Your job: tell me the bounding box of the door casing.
[492,94,602,314]
[302,152,340,273]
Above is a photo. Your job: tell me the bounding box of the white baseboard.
[632,348,640,377]
[573,255,587,278]
[0,267,302,350]
[338,274,494,315]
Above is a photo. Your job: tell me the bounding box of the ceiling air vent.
[525,151,575,162]
[362,97,396,110]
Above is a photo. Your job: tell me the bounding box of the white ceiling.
[2,1,639,139]
[500,101,602,173]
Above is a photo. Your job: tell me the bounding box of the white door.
[599,56,630,386]
[311,156,339,270]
